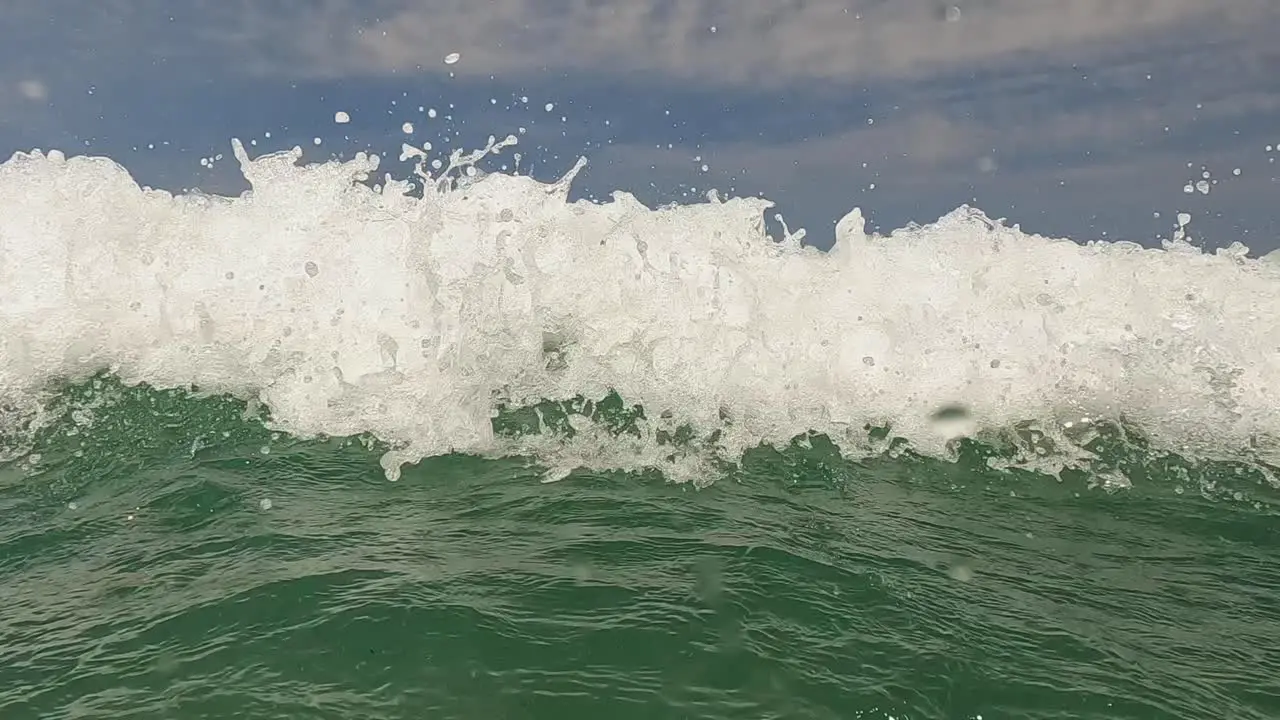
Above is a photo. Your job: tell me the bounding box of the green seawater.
[2,379,1278,719]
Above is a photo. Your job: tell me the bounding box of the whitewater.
[2,137,1278,484]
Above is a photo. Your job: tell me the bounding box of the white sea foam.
[1,140,1278,482]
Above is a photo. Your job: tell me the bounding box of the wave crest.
[2,139,1278,481]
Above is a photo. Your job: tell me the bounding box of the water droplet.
[18,79,47,100]
[259,498,273,510]
[334,111,350,124]
[444,52,461,65]
[948,562,974,582]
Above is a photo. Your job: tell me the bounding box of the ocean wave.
[2,138,1279,482]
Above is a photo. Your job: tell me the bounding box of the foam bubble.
[2,139,1279,483]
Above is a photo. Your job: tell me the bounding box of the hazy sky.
[3,0,1277,249]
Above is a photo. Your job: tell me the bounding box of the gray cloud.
[4,1,1274,107]
[262,0,1278,84]
[594,72,1280,184]
[14,0,1272,86]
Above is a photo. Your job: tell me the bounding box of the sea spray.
[2,137,1279,483]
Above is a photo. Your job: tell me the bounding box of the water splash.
[2,137,1279,482]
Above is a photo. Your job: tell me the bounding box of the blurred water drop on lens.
[948,561,974,582]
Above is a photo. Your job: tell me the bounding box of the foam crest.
[2,141,1279,481]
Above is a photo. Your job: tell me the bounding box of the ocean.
[1,136,1277,719]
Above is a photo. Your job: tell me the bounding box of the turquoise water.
[2,379,1277,719]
